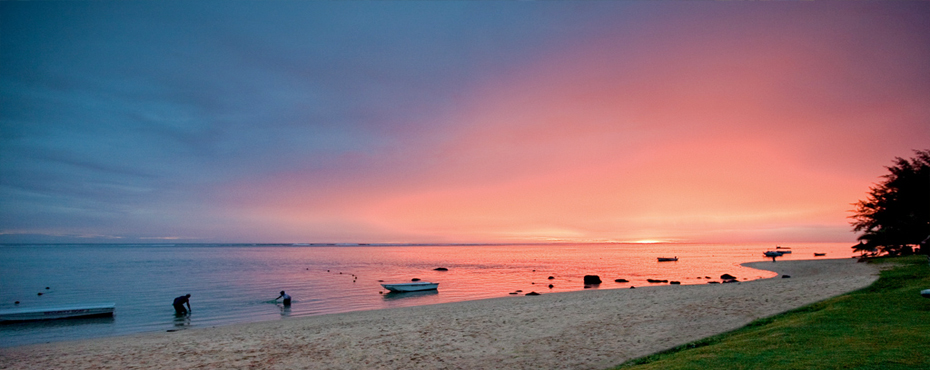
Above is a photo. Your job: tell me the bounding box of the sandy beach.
[0,258,878,370]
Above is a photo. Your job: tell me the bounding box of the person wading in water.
[173,294,191,315]
[275,291,291,306]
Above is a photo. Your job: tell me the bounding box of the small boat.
[0,303,115,322]
[814,253,826,256]
[657,257,678,262]
[381,282,439,293]
[763,251,785,257]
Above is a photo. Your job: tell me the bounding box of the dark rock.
[647,279,668,283]
[720,274,737,280]
[583,275,602,285]
[782,275,791,278]
[708,281,720,284]
[722,279,738,283]
[614,279,629,283]
[525,292,541,296]
[515,290,523,292]
[411,278,421,282]
[37,292,42,296]
[434,267,448,271]
[548,276,555,280]
[670,281,681,285]
[630,286,635,289]
[548,284,554,289]
[509,292,518,295]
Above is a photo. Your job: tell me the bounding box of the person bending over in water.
[276,291,291,306]
[173,294,191,315]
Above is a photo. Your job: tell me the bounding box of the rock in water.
[525,292,541,296]
[720,274,737,280]
[583,275,602,285]
[614,279,629,283]
[433,267,448,271]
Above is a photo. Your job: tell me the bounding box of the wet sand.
[0,258,878,370]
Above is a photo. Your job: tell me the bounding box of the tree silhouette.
[850,150,930,256]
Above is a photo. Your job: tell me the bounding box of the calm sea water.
[0,242,854,347]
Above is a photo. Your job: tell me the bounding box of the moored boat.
[381,282,439,293]
[657,257,678,262]
[763,251,785,257]
[0,303,115,322]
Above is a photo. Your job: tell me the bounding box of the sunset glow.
[1,1,928,244]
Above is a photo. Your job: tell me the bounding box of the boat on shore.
[381,282,439,293]
[763,251,785,257]
[657,257,678,262]
[0,303,115,322]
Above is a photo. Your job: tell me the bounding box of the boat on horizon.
[380,282,439,293]
[0,303,115,322]
[657,257,678,262]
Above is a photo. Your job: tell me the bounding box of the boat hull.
[0,303,115,322]
[381,282,439,292]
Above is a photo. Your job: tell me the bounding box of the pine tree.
[850,150,930,256]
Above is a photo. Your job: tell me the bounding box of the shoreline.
[0,258,879,369]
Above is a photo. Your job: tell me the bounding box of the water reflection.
[382,290,439,301]
[277,303,291,317]
[171,314,190,330]
[0,316,115,333]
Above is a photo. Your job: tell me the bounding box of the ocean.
[0,242,854,347]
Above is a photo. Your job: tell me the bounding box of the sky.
[1,1,928,244]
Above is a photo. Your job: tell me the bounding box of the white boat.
[657,257,678,262]
[381,282,439,293]
[0,303,115,322]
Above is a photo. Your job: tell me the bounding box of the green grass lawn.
[613,255,930,370]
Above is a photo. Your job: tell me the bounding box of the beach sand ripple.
[0,258,878,370]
